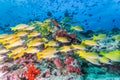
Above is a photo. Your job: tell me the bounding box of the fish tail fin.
[115,49,120,54]
[2,42,7,45]
[0,39,3,43]
[36,52,42,60]
[21,50,25,54]
[18,51,25,57]
[27,43,30,48]
[5,45,10,49]
[92,35,96,41]
[27,35,30,38]
[44,44,47,48]
[70,26,73,30]
[73,50,78,54]
[100,51,105,56]
[81,40,85,45]
[13,55,19,60]
[7,53,12,58]
[11,27,15,31]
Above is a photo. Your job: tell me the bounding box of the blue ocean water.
[0,0,120,33]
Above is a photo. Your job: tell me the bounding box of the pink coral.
[67,65,81,74]
[64,55,74,65]
[15,53,36,67]
[24,63,40,80]
[53,57,62,69]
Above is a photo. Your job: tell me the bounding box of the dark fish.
[47,11,52,17]
[84,19,87,22]
[81,10,86,14]
[64,10,69,17]
[85,23,88,25]
[72,12,78,15]
[112,19,115,22]
[88,14,93,17]
[99,17,101,19]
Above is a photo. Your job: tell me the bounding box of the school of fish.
[0,18,120,79]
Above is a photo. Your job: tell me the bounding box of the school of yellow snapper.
[0,19,120,64]
[0,18,120,79]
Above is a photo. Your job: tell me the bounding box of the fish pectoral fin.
[44,44,48,48]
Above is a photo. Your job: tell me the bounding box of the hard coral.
[67,65,81,74]
[51,19,59,28]
[15,53,36,66]
[64,55,74,65]
[41,69,51,78]
[18,73,27,80]
[24,63,40,80]
[54,30,76,39]
[53,57,62,69]
[1,65,9,72]
[55,30,67,37]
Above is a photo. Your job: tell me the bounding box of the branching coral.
[53,57,62,69]
[64,55,74,65]
[53,30,76,39]
[24,63,40,80]
[67,65,81,74]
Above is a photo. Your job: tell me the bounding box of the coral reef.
[24,63,40,80]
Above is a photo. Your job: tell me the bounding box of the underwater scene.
[0,0,120,80]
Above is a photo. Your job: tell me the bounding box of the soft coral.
[24,63,40,80]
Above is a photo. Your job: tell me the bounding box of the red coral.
[55,30,67,37]
[24,63,40,80]
[51,19,59,28]
[67,65,81,74]
[64,55,74,65]
[68,33,76,39]
[54,30,76,39]
[53,57,62,69]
